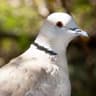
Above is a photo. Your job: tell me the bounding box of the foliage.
[0,0,96,96]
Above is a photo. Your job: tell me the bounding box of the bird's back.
[0,45,71,96]
[0,50,46,96]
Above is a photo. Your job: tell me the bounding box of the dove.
[0,12,88,96]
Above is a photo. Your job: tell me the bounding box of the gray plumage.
[0,12,88,96]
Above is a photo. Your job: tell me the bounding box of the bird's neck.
[35,33,53,52]
[35,33,68,55]
[34,33,69,74]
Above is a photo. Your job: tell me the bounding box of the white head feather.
[35,12,88,54]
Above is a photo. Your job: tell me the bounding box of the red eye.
[56,21,63,28]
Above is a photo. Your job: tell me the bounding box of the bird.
[0,12,88,96]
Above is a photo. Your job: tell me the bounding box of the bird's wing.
[0,54,35,70]
[0,55,41,96]
[0,90,12,96]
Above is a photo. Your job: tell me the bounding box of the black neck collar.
[33,42,57,55]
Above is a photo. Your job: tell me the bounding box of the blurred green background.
[0,0,96,96]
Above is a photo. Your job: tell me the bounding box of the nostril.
[69,28,79,31]
[76,29,81,32]
[70,28,81,32]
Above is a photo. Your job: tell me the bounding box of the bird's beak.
[77,30,88,37]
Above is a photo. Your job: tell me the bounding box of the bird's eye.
[56,21,63,28]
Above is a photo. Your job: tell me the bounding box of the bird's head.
[39,12,88,53]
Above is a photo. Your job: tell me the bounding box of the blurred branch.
[33,0,49,17]
[61,0,72,14]
[0,31,19,40]
[0,31,36,42]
